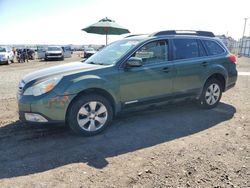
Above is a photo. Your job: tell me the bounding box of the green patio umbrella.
[82,17,130,45]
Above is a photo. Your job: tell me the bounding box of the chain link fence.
[231,38,250,57]
[238,38,250,57]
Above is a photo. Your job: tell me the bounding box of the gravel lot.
[0,55,249,188]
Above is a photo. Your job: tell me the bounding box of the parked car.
[62,46,72,58]
[25,48,35,60]
[17,30,237,136]
[83,47,96,58]
[0,46,14,65]
[45,46,64,61]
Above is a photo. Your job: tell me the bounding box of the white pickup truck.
[0,46,14,65]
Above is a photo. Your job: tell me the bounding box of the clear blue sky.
[0,0,93,25]
[1,0,250,45]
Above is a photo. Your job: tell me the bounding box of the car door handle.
[162,67,169,73]
[202,62,208,67]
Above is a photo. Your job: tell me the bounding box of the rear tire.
[197,78,222,109]
[67,95,113,136]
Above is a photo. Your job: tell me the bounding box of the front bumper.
[0,60,8,64]
[46,55,63,59]
[18,91,76,123]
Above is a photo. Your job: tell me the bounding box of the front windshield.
[85,39,142,65]
[86,48,94,51]
[0,47,6,52]
[48,47,61,51]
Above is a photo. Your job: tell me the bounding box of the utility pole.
[249,24,250,36]
[240,17,250,56]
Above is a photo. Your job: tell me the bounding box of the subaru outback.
[17,30,237,136]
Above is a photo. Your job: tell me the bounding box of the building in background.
[216,35,235,52]
[216,35,250,57]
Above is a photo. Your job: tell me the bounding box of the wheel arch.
[197,72,226,99]
[205,73,226,92]
[65,88,118,122]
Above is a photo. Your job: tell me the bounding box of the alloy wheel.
[205,83,221,105]
[77,101,108,132]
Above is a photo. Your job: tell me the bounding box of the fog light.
[25,113,48,122]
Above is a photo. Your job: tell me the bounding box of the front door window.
[132,40,168,65]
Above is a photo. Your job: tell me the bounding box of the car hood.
[85,50,96,53]
[0,52,7,56]
[22,61,103,84]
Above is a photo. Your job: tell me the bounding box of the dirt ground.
[0,54,249,188]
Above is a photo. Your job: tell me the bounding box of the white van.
[37,46,46,59]
[62,46,72,58]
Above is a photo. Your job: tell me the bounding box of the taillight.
[229,54,237,64]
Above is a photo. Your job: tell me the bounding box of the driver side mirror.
[126,57,143,67]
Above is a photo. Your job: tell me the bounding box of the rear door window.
[173,39,202,60]
[203,40,225,56]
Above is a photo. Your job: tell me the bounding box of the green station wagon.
[17,30,237,136]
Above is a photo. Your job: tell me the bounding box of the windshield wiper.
[86,61,107,65]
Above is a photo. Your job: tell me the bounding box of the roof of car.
[150,30,215,37]
[124,30,217,41]
[124,35,218,42]
[119,34,224,53]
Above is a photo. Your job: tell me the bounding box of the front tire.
[7,58,11,65]
[197,78,222,109]
[67,95,113,136]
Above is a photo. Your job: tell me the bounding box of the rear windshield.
[203,40,225,56]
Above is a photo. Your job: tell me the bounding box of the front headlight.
[1,55,7,59]
[23,76,62,96]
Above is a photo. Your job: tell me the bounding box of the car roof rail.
[124,34,147,38]
[149,30,215,37]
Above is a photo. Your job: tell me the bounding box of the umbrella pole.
[106,33,107,46]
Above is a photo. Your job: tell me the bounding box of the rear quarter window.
[203,40,225,56]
